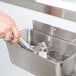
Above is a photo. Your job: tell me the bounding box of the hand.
[0,11,20,45]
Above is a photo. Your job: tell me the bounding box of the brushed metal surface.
[33,21,76,45]
[6,21,76,76]
[6,40,76,76]
[50,37,68,55]
[1,0,76,22]
[33,21,52,35]
[6,42,56,76]
[30,30,68,55]
[53,27,76,43]
[62,54,76,76]
[31,30,52,45]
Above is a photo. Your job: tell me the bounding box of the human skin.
[0,11,20,45]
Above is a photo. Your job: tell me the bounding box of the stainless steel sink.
[6,20,76,76]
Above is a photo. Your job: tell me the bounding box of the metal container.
[6,21,76,76]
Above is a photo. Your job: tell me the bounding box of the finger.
[12,25,20,45]
[4,31,12,41]
[0,33,5,38]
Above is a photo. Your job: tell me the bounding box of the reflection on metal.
[6,21,76,76]
[1,0,76,22]
[69,39,76,45]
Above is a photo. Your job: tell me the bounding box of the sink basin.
[6,20,76,76]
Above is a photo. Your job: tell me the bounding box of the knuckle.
[5,38,10,41]
[0,30,5,34]
[4,33,12,41]
[17,33,20,38]
[15,32,20,38]
[7,25,11,30]
[0,34,5,38]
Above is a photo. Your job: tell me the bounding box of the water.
[31,42,69,62]
[20,41,69,62]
